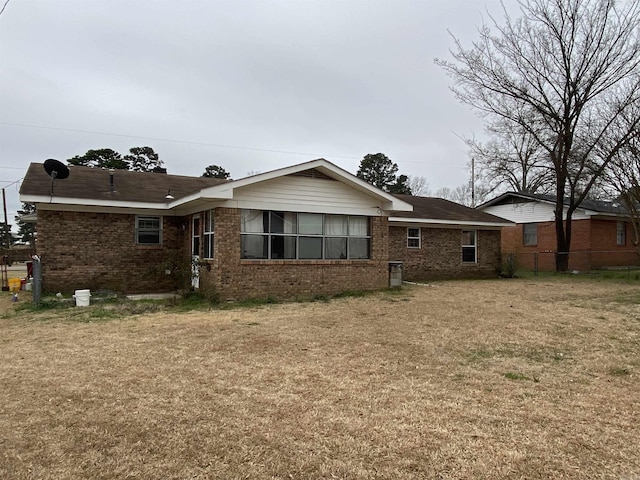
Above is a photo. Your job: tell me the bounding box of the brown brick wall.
[37,210,188,294]
[197,208,390,301]
[388,226,501,281]
[501,219,639,271]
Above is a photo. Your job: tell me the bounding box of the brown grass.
[1,278,638,479]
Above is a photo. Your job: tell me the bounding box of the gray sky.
[0,0,503,226]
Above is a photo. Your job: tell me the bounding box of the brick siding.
[196,208,389,301]
[36,207,507,299]
[37,210,187,294]
[388,226,501,281]
[501,219,639,271]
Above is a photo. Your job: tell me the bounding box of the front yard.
[0,278,638,479]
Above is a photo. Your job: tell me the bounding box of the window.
[136,216,161,244]
[462,230,476,263]
[407,228,421,248]
[523,223,538,246]
[203,210,215,259]
[240,209,370,260]
[617,221,626,246]
[192,216,200,256]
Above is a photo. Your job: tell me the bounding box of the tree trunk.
[555,218,570,272]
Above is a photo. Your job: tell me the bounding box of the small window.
[203,210,215,259]
[192,216,200,256]
[136,216,161,245]
[523,223,538,246]
[407,228,421,248]
[462,230,476,263]
[617,221,626,246]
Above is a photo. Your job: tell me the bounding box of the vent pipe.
[109,169,115,192]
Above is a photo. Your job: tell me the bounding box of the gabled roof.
[168,158,413,212]
[479,191,629,216]
[19,158,414,212]
[20,163,227,206]
[390,195,513,227]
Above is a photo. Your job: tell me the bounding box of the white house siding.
[482,202,590,223]
[225,176,382,216]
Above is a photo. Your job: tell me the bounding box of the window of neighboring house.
[240,209,371,260]
[192,216,200,256]
[462,230,477,263]
[203,210,215,259]
[407,227,421,248]
[136,216,162,245]
[617,221,626,246]
[523,223,538,246]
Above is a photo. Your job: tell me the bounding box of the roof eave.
[21,194,172,210]
[389,217,514,228]
[172,158,414,212]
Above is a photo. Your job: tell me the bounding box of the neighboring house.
[20,159,511,300]
[478,191,638,271]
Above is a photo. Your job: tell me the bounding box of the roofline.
[477,191,551,209]
[479,191,629,217]
[20,194,173,210]
[171,158,414,212]
[389,217,513,228]
[21,159,414,213]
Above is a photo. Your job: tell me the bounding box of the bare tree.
[465,116,554,195]
[435,181,492,207]
[603,104,640,253]
[436,0,640,271]
[407,175,431,196]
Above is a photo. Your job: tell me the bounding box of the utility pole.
[2,188,9,250]
[471,157,475,208]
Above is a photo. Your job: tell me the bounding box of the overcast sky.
[0,0,505,226]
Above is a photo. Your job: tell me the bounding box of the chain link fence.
[502,249,640,276]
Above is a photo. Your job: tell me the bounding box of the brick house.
[20,159,511,300]
[478,191,639,271]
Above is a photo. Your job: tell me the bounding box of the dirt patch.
[1,278,638,479]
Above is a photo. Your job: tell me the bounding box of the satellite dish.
[44,159,70,180]
[43,159,70,196]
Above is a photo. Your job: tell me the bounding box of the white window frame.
[240,210,371,260]
[617,221,626,246]
[523,223,538,246]
[203,210,215,259]
[462,230,477,263]
[135,216,162,245]
[192,215,200,256]
[407,227,421,248]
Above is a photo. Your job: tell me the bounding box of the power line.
[0,121,362,160]
[0,0,11,17]
[0,121,456,167]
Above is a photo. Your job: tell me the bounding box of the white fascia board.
[389,217,513,228]
[169,159,414,212]
[21,194,171,211]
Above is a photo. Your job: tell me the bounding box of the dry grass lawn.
[0,278,638,479]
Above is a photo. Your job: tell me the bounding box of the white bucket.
[73,289,91,307]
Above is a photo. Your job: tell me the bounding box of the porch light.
[165,190,174,200]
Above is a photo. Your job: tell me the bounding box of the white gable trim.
[175,159,413,212]
[22,159,414,214]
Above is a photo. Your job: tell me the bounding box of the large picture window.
[241,210,370,260]
[136,216,162,245]
[462,230,477,263]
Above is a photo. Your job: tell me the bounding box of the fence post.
[534,252,538,276]
[32,255,42,305]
